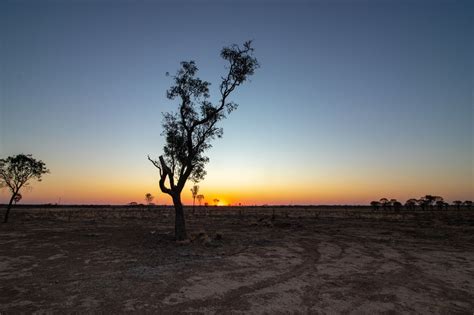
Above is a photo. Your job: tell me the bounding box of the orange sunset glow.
[1,0,472,208]
[1,1,474,313]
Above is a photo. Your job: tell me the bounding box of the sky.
[0,0,472,205]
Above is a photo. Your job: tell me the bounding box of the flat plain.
[1,206,473,313]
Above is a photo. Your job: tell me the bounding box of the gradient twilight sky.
[0,0,472,205]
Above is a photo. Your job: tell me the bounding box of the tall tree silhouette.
[148,41,259,240]
[190,185,199,213]
[0,154,49,223]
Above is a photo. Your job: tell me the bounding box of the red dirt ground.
[1,206,473,313]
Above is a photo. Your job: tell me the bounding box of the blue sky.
[0,0,472,205]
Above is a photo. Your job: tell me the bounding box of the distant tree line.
[370,195,472,211]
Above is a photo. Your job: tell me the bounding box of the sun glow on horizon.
[0,168,472,206]
[216,199,228,207]
[1,1,472,209]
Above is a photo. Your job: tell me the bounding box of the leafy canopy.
[0,154,49,194]
[150,41,259,194]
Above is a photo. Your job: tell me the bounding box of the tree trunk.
[3,193,16,223]
[172,194,187,241]
[192,197,195,214]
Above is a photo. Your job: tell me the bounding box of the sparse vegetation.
[405,199,417,211]
[145,193,154,205]
[1,205,473,313]
[370,201,380,211]
[0,154,49,223]
[392,200,402,212]
[148,41,258,240]
[190,185,199,213]
[379,198,389,211]
[197,194,205,206]
[369,195,468,212]
[464,200,472,210]
[453,200,462,210]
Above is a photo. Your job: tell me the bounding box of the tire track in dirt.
[159,238,321,313]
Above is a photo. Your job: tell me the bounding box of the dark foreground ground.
[1,206,473,313]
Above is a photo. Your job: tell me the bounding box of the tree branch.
[148,155,173,195]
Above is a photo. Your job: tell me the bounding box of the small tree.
[393,201,402,212]
[443,202,449,210]
[148,41,258,240]
[380,198,389,211]
[145,193,154,205]
[1,154,49,223]
[435,199,445,211]
[370,201,380,211]
[190,185,199,213]
[405,199,417,211]
[213,198,220,206]
[417,197,428,211]
[196,194,204,206]
[463,200,472,210]
[424,195,436,210]
[453,200,462,210]
[389,199,398,210]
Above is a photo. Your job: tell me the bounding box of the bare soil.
[1,206,473,313]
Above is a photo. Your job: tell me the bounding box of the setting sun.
[216,200,228,207]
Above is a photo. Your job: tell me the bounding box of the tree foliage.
[0,154,49,223]
[0,154,49,195]
[197,194,205,206]
[149,41,259,194]
[145,193,154,205]
[190,185,199,199]
[148,41,258,240]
